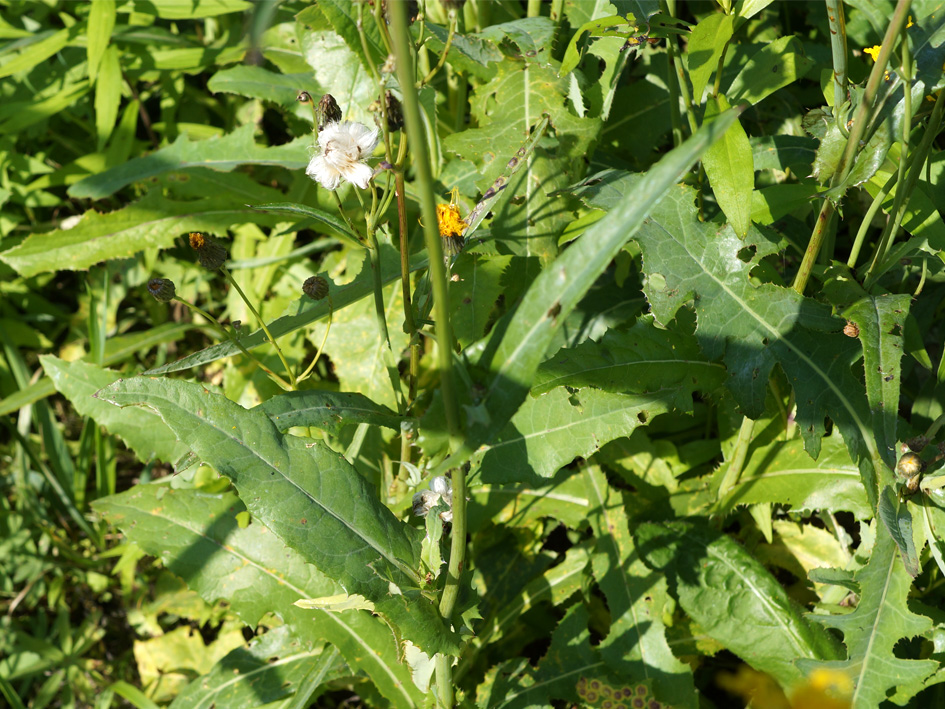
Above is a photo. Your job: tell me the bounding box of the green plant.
[2,0,945,707]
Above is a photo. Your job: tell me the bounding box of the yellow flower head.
[436,187,465,256]
[863,45,882,61]
[790,668,853,709]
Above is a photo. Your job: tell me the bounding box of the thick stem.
[825,0,848,109]
[391,4,465,707]
[718,416,755,501]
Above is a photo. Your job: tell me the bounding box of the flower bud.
[897,452,925,479]
[189,232,228,270]
[412,475,453,522]
[385,91,404,132]
[317,93,343,131]
[303,275,329,300]
[297,91,313,105]
[907,435,929,453]
[147,278,176,303]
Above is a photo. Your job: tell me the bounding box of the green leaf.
[259,390,403,436]
[727,36,814,106]
[449,253,512,348]
[87,0,116,83]
[467,469,591,531]
[632,180,888,510]
[638,520,843,688]
[585,467,696,707]
[39,356,189,465]
[95,378,459,656]
[533,314,727,402]
[800,526,937,708]
[0,188,276,277]
[68,124,309,199]
[171,627,346,708]
[559,15,633,77]
[0,25,79,79]
[843,293,911,468]
[687,13,733,105]
[476,387,676,484]
[300,0,386,72]
[721,433,872,519]
[132,0,252,19]
[249,202,364,250]
[436,107,743,476]
[878,485,920,578]
[419,22,502,80]
[702,94,754,237]
[93,485,423,706]
[208,65,318,110]
[94,45,122,151]
[751,135,817,174]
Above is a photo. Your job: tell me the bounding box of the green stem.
[792,200,836,294]
[220,268,297,390]
[825,0,848,110]
[367,230,392,350]
[298,300,332,383]
[847,170,897,269]
[391,4,465,707]
[420,8,457,86]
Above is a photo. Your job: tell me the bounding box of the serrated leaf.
[259,390,402,436]
[687,13,734,105]
[533,314,727,401]
[632,180,889,510]
[476,387,677,484]
[800,526,937,707]
[638,520,843,688]
[68,124,308,199]
[878,485,920,577]
[844,293,911,468]
[585,467,696,707]
[95,377,458,656]
[449,253,512,348]
[419,22,502,80]
[727,35,814,106]
[702,94,754,237]
[468,469,591,531]
[751,135,817,174]
[300,0,385,72]
[39,356,189,464]
[1,188,276,277]
[436,108,742,476]
[721,433,871,519]
[559,15,632,77]
[92,485,423,706]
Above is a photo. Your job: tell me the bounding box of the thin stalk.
[175,296,292,390]
[793,0,911,294]
[718,416,755,501]
[825,0,849,109]
[864,81,944,287]
[847,169,897,269]
[665,22,684,146]
[222,267,297,389]
[367,230,392,349]
[331,190,364,243]
[298,300,332,383]
[420,9,457,86]
[391,4,465,707]
[446,6,467,133]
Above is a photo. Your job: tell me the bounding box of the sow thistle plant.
[6,1,945,708]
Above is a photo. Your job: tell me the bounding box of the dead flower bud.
[147,278,176,303]
[317,93,343,131]
[303,275,329,300]
[189,232,228,270]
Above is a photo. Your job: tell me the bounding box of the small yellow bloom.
[907,15,914,27]
[436,187,465,256]
[863,45,882,61]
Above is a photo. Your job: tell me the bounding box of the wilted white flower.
[306,120,379,190]
[412,476,453,522]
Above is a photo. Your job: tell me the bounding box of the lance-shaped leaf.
[533,314,727,404]
[93,485,423,706]
[637,520,843,689]
[843,293,911,468]
[632,181,888,510]
[95,377,459,656]
[702,94,754,237]
[585,467,697,707]
[249,202,364,250]
[720,433,871,519]
[878,485,920,578]
[799,527,937,707]
[259,390,403,436]
[68,124,309,199]
[435,108,742,476]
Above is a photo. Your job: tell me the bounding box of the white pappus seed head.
[306,120,379,190]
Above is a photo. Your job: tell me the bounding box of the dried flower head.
[306,120,379,191]
[189,232,228,270]
[412,476,453,522]
[316,93,343,131]
[147,278,176,303]
[303,275,329,300]
[385,90,404,132]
